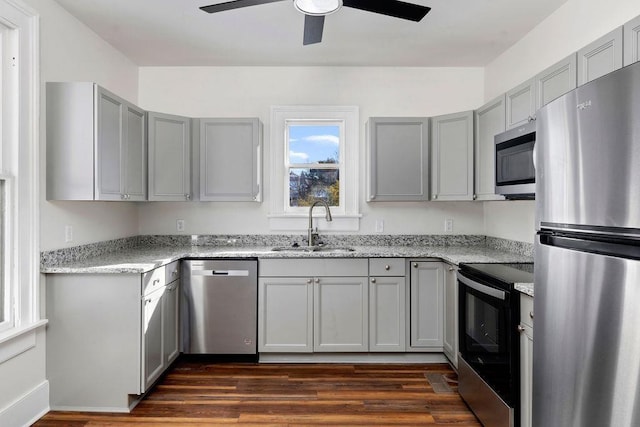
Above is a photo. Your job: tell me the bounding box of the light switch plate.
[444,218,453,233]
[64,225,73,242]
[375,219,384,233]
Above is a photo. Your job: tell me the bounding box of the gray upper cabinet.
[505,78,536,129]
[577,26,623,85]
[430,111,474,201]
[624,15,640,66]
[534,53,577,109]
[474,95,506,201]
[47,82,147,201]
[148,112,192,201]
[198,118,262,202]
[367,117,430,202]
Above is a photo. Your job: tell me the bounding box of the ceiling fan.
[200,0,431,45]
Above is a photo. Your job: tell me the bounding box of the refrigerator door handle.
[540,233,640,260]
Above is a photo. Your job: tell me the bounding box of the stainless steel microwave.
[494,120,536,199]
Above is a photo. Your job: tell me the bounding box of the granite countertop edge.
[515,282,534,297]
[41,244,533,276]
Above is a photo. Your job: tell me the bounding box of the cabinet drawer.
[369,258,405,277]
[520,294,534,328]
[143,267,166,296]
[165,260,180,283]
[260,258,368,277]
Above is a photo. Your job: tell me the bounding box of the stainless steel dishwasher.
[181,259,258,354]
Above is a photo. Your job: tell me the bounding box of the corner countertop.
[41,243,533,275]
[515,283,534,297]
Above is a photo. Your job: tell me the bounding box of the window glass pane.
[288,124,340,164]
[0,180,4,324]
[289,168,339,207]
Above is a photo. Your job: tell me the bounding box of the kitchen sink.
[270,246,355,253]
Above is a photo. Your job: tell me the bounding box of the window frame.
[269,106,360,232]
[284,119,344,214]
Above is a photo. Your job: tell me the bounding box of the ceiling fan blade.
[200,0,286,14]
[342,0,431,22]
[303,15,325,45]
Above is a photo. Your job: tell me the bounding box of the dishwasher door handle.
[191,269,250,277]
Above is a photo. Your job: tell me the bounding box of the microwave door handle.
[532,141,537,171]
[458,275,506,300]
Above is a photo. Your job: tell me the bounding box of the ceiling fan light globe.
[293,0,342,16]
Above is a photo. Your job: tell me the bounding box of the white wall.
[482,0,640,243]
[137,66,486,236]
[34,0,140,251]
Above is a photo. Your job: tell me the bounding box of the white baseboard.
[0,380,49,427]
[259,352,448,364]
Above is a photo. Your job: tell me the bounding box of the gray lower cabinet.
[624,15,640,66]
[430,111,474,201]
[577,26,623,85]
[46,261,180,412]
[534,53,577,109]
[369,258,406,352]
[505,78,536,129]
[314,277,369,352]
[198,118,262,201]
[47,82,147,201]
[474,95,506,201]
[366,117,430,202]
[147,111,192,201]
[442,263,458,368]
[519,294,534,427]
[258,277,314,353]
[409,261,444,349]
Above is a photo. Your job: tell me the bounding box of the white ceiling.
[52,0,569,67]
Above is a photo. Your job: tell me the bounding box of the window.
[286,122,342,210]
[0,0,41,351]
[270,106,360,231]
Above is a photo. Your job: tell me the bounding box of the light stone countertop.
[40,244,533,274]
[515,282,534,297]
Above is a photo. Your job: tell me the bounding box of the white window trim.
[0,0,44,362]
[269,106,361,232]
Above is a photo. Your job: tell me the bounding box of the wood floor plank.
[33,359,480,426]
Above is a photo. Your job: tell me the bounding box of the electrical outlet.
[444,218,453,233]
[64,225,73,242]
[176,219,185,232]
[375,219,384,233]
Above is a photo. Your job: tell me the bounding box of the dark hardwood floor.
[34,358,480,426]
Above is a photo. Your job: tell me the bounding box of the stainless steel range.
[457,263,534,427]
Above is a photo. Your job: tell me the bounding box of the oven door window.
[465,291,503,354]
[496,139,535,186]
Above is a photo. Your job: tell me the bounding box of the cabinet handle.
[121,194,126,200]
[517,325,525,333]
[371,278,376,283]
[172,270,178,277]
[433,194,438,200]
[384,265,390,271]
[529,311,534,319]
[413,263,418,268]
[448,267,454,272]
[473,194,477,200]
[307,279,313,284]
[370,195,375,200]
[153,279,160,286]
[185,194,191,200]
[314,278,320,284]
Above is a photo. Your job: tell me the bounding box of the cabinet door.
[367,117,430,202]
[624,15,640,66]
[369,276,406,352]
[409,262,444,349]
[430,111,474,201]
[163,280,180,366]
[577,26,623,85]
[95,86,124,200]
[474,95,506,201]
[505,79,535,130]
[142,286,165,391]
[148,112,192,201]
[520,322,534,427]
[535,53,577,109]
[258,278,313,353]
[199,118,261,201]
[442,264,458,368]
[314,277,368,352]
[123,104,147,201]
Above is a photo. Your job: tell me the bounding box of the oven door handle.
[458,275,506,301]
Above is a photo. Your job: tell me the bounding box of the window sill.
[0,320,48,364]
[268,214,362,232]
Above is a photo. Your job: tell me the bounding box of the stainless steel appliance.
[458,263,534,427]
[182,259,258,354]
[494,120,536,199]
[534,61,640,427]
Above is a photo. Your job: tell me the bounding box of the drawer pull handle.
[384,265,390,271]
[371,278,376,283]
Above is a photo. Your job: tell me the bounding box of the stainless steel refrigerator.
[534,61,640,426]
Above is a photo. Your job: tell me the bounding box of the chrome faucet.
[307,200,332,247]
